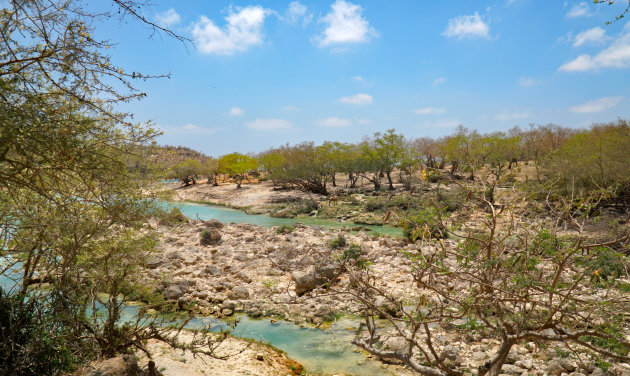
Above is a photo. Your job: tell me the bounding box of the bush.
[400,207,446,242]
[159,207,188,226]
[365,198,384,212]
[329,234,348,249]
[0,290,76,375]
[275,225,294,234]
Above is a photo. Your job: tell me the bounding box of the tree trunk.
[478,339,513,376]
[386,171,394,190]
[332,174,336,187]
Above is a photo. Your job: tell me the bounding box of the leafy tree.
[218,153,258,188]
[202,158,220,185]
[170,159,204,186]
[373,129,406,190]
[0,0,220,372]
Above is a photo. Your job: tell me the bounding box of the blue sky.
[102,0,630,156]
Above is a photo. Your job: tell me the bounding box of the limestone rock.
[78,354,138,376]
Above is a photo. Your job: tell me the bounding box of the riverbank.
[162,179,407,226]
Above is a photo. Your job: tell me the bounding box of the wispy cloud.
[246,118,292,130]
[229,107,244,116]
[442,12,490,40]
[285,1,313,25]
[339,93,373,105]
[433,77,447,85]
[560,24,630,72]
[573,27,608,47]
[518,77,542,87]
[570,96,623,113]
[192,6,268,55]
[353,75,366,83]
[315,0,378,47]
[566,2,590,18]
[282,105,300,112]
[414,107,446,115]
[156,8,181,27]
[318,117,352,127]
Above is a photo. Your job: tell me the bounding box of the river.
[1,202,404,375]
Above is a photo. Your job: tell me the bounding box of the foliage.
[218,153,259,189]
[343,177,630,376]
[275,225,295,234]
[329,234,348,249]
[0,290,76,376]
[169,159,205,186]
[400,206,446,242]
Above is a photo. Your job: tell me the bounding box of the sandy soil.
[168,180,318,210]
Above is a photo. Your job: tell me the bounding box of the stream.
[1,202,404,375]
[176,201,404,237]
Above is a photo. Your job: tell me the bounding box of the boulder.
[200,229,221,246]
[228,286,250,300]
[78,354,138,376]
[203,265,221,276]
[163,285,183,300]
[292,264,339,295]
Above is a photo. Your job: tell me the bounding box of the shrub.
[159,207,188,226]
[365,198,384,212]
[400,207,446,242]
[0,290,76,375]
[329,234,348,249]
[275,225,294,234]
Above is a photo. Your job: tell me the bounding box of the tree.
[341,178,630,376]
[170,159,204,186]
[0,1,220,372]
[373,129,406,190]
[218,153,258,188]
[202,158,220,185]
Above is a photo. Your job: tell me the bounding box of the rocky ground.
[145,219,415,323]
[141,218,630,376]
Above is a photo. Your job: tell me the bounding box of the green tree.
[0,1,218,372]
[170,159,204,186]
[218,153,259,188]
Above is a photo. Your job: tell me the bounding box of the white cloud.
[570,96,623,113]
[518,77,542,87]
[573,27,608,47]
[315,0,377,47]
[356,117,371,125]
[414,107,446,115]
[285,1,313,25]
[229,107,244,116]
[353,75,366,83]
[339,93,373,105]
[282,105,300,111]
[433,77,447,85]
[495,111,532,121]
[566,2,590,18]
[318,117,352,127]
[559,25,630,72]
[192,6,268,55]
[156,8,181,27]
[442,12,490,40]
[246,118,292,130]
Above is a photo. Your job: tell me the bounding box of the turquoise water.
[189,316,395,376]
[1,201,401,375]
[175,201,403,237]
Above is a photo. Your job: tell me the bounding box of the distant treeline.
[162,119,630,205]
